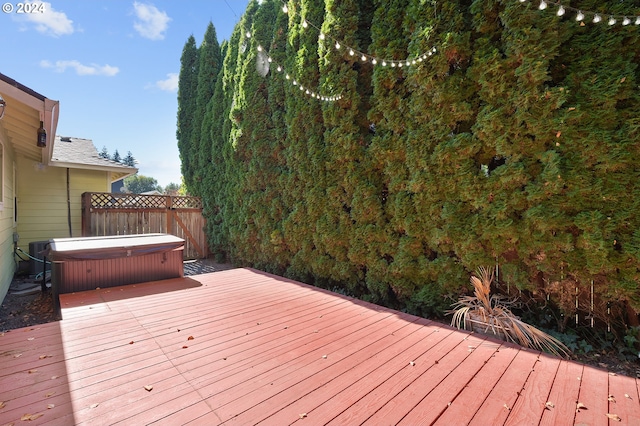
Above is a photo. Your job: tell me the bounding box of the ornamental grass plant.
[450,266,570,358]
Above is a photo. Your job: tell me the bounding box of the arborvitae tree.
[182,0,640,333]
[99,146,109,159]
[122,151,136,167]
[190,23,222,197]
[317,0,375,296]
[111,149,121,163]
[276,0,326,281]
[177,35,199,190]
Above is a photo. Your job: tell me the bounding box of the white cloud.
[18,1,74,37]
[132,2,170,40]
[40,60,120,77]
[152,73,179,92]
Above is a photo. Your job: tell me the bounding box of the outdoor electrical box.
[28,240,51,277]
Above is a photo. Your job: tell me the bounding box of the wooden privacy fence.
[81,192,208,259]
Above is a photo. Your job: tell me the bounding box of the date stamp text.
[2,2,46,14]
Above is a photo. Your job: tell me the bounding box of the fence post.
[81,192,92,236]
[166,195,173,235]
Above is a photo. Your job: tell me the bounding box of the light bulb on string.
[277,65,282,72]
[285,74,290,80]
[608,16,616,25]
[282,4,288,13]
[636,16,640,25]
[623,17,630,25]
[245,31,251,38]
[361,54,367,61]
[372,59,377,65]
[538,0,547,11]
[391,62,396,67]
[319,33,325,40]
[557,6,565,16]
[406,60,411,66]
[349,49,355,56]
[519,0,526,2]
[257,45,263,52]
[382,61,387,66]
[576,11,584,21]
[593,14,602,23]
[302,20,308,28]
[335,42,341,50]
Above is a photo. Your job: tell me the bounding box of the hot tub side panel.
[53,249,184,294]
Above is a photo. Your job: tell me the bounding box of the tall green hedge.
[178,0,640,330]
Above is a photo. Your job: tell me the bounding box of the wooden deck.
[1,268,638,425]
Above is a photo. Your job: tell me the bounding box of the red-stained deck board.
[362,334,488,425]
[262,318,436,426]
[206,312,412,422]
[237,317,428,425]
[398,337,503,425]
[607,373,640,424]
[431,342,521,426]
[1,267,638,426]
[504,353,561,426]
[468,347,541,425]
[574,365,612,426]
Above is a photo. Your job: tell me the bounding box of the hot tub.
[48,234,184,312]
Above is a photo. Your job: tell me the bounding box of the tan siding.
[0,133,16,304]
[16,157,110,250]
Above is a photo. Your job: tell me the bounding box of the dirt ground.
[1,261,638,379]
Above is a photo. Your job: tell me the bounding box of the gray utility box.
[29,240,51,276]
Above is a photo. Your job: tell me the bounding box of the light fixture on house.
[0,94,6,120]
[37,120,47,147]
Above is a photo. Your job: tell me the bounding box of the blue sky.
[1,0,250,187]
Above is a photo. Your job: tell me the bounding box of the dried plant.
[450,266,570,358]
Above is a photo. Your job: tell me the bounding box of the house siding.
[16,156,110,252]
[0,132,16,304]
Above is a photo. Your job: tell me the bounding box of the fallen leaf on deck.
[503,404,510,411]
[187,336,194,341]
[556,131,561,138]
[47,404,55,409]
[27,338,34,341]
[625,394,631,399]
[20,413,44,421]
[620,77,626,83]
[90,403,99,409]
[608,372,616,376]
[409,361,415,366]
[545,401,554,409]
[28,369,38,374]
[568,107,576,111]
[39,355,49,359]
[144,385,153,392]
[14,354,22,358]
[0,401,6,409]
[322,355,327,359]
[129,341,134,345]
[182,345,188,349]
[606,413,622,422]
[45,392,55,398]
[299,413,307,419]
[576,402,587,412]
[51,376,58,380]
[608,395,616,403]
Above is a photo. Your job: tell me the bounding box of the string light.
[279,0,437,70]
[254,45,342,102]
[519,0,640,27]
